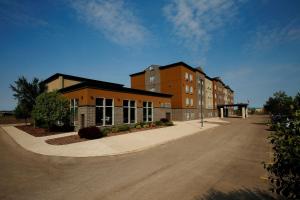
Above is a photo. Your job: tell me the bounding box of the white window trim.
[70,99,78,125]
[123,100,137,124]
[143,101,153,122]
[95,97,114,126]
[185,72,189,80]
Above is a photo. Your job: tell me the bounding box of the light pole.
[200,79,204,127]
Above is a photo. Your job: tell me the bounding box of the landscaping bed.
[0,116,31,124]
[46,121,174,145]
[16,125,73,137]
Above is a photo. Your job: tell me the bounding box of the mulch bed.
[0,116,31,124]
[16,125,69,137]
[46,126,168,145]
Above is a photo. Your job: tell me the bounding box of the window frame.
[143,101,153,122]
[123,99,137,124]
[95,97,114,126]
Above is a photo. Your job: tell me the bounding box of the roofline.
[59,82,172,98]
[130,61,206,77]
[43,73,124,87]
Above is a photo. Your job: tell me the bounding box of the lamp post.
[200,79,204,127]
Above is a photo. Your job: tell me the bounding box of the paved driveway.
[0,115,276,200]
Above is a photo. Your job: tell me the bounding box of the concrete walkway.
[1,118,228,157]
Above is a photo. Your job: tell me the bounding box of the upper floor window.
[185,85,189,93]
[190,86,193,94]
[190,98,193,106]
[185,72,189,80]
[149,76,155,83]
[149,66,153,71]
[189,74,193,82]
[186,98,189,106]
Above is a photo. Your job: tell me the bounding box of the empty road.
[0,116,276,200]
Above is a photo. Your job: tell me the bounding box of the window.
[189,74,193,82]
[190,86,193,94]
[96,98,114,126]
[70,99,79,125]
[185,85,189,93]
[149,66,153,71]
[150,88,156,92]
[150,76,155,83]
[185,72,189,80]
[190,98,193,106]
[186,98,189,106]
[143,101,153,122]
[186,112,190,120]
[123,100,136,124]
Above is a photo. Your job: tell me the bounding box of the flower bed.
[46,120,174,145]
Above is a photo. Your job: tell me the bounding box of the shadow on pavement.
[196,188,279,200]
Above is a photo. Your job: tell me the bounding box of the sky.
[0,0,300,110]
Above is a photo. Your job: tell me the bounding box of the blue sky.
[0,0,300,110]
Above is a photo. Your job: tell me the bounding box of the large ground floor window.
[70,99,79,125]
[123,100,136,124]
[143,101,153,122]
[96,98,114,126]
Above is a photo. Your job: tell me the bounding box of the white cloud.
[245,21,300,52]
[70,0,147,46]
[163,0,246,51]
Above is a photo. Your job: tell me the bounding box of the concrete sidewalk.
[1,118,228,157]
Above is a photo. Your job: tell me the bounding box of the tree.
[294,92,300,110]
[264,91,294,117]
[10,76,46,119]
[14,103,31,123]
[32,91,70,131]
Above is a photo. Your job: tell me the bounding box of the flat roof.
[59,81,172,98]
[217,103,248,107]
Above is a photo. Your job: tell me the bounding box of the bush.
[78,126,103,139]
[160,118,170,123]
[155,120,163,126]
[135,124,142,129]
[101,127,112,136]
[165,121,174,126]
[143,124,149,128]
[111,126,119,133]
[264,120,300,199]
[118,124,130,132]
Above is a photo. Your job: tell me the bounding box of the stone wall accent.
[154,108,172,121]
[145,65,161,92]
[78,106,96,131]
[114,106,123,125]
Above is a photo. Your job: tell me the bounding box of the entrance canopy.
[217,103,249,119]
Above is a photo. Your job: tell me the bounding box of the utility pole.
[200,79,204,127]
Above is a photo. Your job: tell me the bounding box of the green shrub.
[118,124,130,132]
[155,120,163,126]
[143,124,149,128]
[111,126,119,133]
[78,126,103,139]
[135,124,142,129]
[264,120,300,199]
[165,121,174,126]
[101,127,112,136]
[160,118,170,123]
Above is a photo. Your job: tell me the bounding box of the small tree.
[32,91,70,131]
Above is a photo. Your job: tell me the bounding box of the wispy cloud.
[0,0,48,27]
[244,21,300,52]
[69,0,148,46]
[163,0,246,51]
